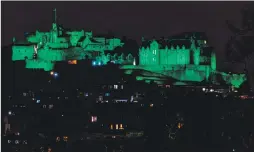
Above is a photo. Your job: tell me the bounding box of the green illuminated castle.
[121,33,246,88]
[11,9,246,88]
[12,9,133,71]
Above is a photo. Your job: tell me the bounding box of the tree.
[225,5,254,89]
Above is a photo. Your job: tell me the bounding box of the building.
[10,10,246,88]
[12,9,134,71]
[121,33,246,88]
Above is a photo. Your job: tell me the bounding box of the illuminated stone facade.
[12,10,133,71]
[121,33,246,88]
[11,10,246,88]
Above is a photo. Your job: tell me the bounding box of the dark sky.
[1,1,251,66]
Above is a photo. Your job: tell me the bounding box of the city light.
[48,147,52,152]
[91,116,97,122]
[50,71,59,78]
[56,137,60,142]
[63,136,68,142]
[119,124,124,130]
[92,61,103,66]
[68,60,77,64]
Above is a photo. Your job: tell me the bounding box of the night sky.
[1,1,252,68]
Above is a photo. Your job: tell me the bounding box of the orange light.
[63,136,68,141]
[178,123,181,129]
[68,60,77,64]
[48,147,52,152]
[110,124,113,130]
[50,71,54,75]
[119,124,124,130]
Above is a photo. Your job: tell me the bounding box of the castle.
[121,33,246,87]
[11,9,246,88]
[12,9,134,71]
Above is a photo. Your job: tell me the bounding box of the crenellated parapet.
[139,34,208,67]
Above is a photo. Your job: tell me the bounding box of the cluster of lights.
[202,88,218,93]
[50,71,58,78]
[92,61,103,66]
[12,104,26,108]
[110,124,124,130]
[239,95,254,100]
[126,131,143,137]
[8,140,27,144]
[68,60,77,64]
[56,136,68,142]
[91,116,97,123]
[166,113,184,140]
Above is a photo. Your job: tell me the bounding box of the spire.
[53,8,57,24]
[52,8,58,42]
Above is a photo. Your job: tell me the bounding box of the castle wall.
[140,45,191,66]
[25,59,54,71]
[160,47,190,65]
[37,49,65,61]
[121,64,211,82]
[12,45,34,61]
[48,43,69,49]
[193,48,200,65]
[211,52,216,71]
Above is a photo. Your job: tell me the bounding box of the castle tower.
[211,52,216,71]
[51,8,58,43]
[190,37,200,66]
